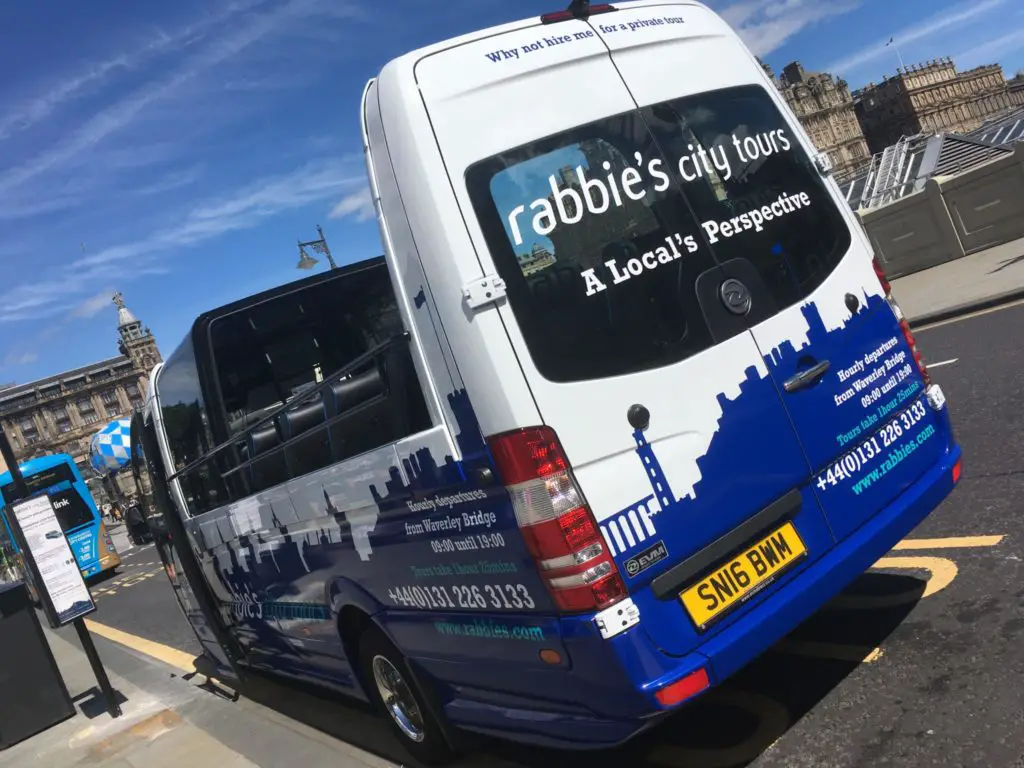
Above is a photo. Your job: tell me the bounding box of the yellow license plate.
[680,521,807,631]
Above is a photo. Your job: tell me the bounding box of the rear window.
[466,85,851,384]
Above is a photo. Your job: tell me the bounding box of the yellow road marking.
[84,620,197,675]
[774,640,884,664]
[874,556,958,598]
[894,535,1004,550]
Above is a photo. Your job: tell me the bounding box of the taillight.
[488,426,628,613]
[541,3,617,23]
[872,255,892,295]
[873,256,931,386]
[655,667,710,708]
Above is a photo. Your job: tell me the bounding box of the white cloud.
[329,188,375,222]
[952,28,1024,70]
[824,0,1007,76]
[716,0,861,57]
[72,159,363,269]
[0,261,166,323]
[0,0,266,143]
[3,351,38,367]
[0,0,360,197]
[71,291,115,319]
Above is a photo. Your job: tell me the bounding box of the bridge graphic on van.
[600,290,884,561]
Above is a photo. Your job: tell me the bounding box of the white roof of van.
[376,0,711,82]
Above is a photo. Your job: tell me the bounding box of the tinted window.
[210,264,405,434]
[466,86,851,384]
[158,337,226,516]
[0,463,76,502]
[0,464,94,533]
[466,111,721,383]
[642,85,851,308]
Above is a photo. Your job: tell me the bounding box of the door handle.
[783,360,830,393]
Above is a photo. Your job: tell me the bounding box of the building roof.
[0,355,133,404]
[966,107,1024,147]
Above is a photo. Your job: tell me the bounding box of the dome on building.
[113,292,139,328]
[117,306,139,328]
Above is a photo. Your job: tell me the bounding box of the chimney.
[782,61,805,85]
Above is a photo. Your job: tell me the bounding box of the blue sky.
[1,0,1021,385]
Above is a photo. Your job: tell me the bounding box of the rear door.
[415,15,835,654]
[595,2,950,543]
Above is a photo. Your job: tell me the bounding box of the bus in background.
[0,454,121,580]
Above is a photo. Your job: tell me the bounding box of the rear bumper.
[444,443,961,749]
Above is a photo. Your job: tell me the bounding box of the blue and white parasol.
[89,418,133,475]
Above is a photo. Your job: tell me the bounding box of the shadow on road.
[198,571,927,768]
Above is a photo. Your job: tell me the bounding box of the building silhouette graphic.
[601,291,884,558]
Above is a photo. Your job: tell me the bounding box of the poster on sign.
[9,495,96,627]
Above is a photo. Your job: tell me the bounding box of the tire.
[358,626,456,765]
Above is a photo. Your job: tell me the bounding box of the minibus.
[135,2,962,762]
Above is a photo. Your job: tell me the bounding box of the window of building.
[52,406,72,434]
[126,383,143,408]
[101,388,120,406]
[75,397,101,425]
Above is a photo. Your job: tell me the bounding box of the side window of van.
[466,111,723,384]
[208,266,431,495]
[159,338,228,517]
[642,85,852,311]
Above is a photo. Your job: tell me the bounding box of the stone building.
[0,293,161,480]
[854,58,1024,154]
[775,62,871,179]
[1009,72,1024,98]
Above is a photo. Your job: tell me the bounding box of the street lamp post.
[296,225,337,271]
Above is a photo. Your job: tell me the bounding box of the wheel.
[358,626,456,765]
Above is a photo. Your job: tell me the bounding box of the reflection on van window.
[467,111,721,383]
[158,337,227,515]
[467,85,851,384]
[643,85,851,309]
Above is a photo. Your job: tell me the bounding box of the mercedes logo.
[720,279,752,316]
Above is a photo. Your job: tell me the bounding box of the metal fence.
[836,106,1024,211]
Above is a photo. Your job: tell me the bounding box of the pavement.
[890,234,1024,325]
[5,235,1024,767]
[0,612,404,768]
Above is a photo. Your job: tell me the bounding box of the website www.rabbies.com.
[434,620,545,642]
[852,425,937,496]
